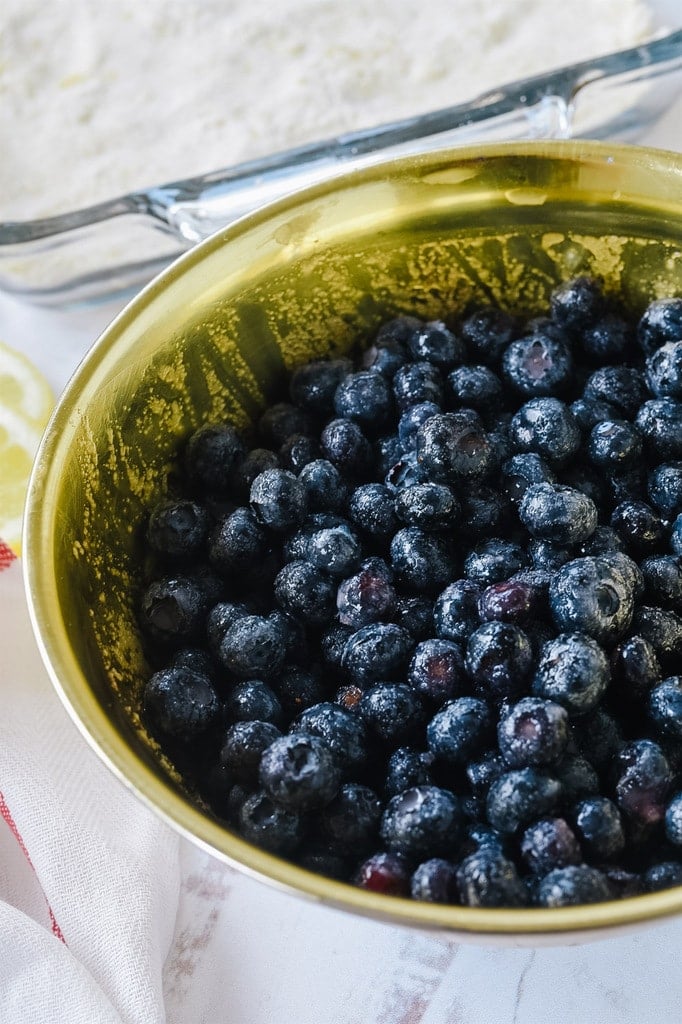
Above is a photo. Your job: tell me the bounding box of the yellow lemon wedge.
[0,340,55,556]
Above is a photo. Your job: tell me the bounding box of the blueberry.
[146,498,210,562]
[550,276,604,329]
[486,768,561,834]
[477,579,540,626]
[336,563,397,628]
[410,859,458,903]
[610,635,662,702]
[361,334,412,380]
[569,396,621,432]
[143,666,222,746]
[238,791,304,855]
[673,514,682,556]
[588,420,642,471]
[520,818,582,874]
[320,418,373,477]
[581,525,624,557]
[272,561,335,625]
[509,398,581,462]
[465,622,533,703]
[648,463,682,519]
[208,507,268,575]
[573,797,625,859]
[533,632,610,715]
[217,614,286,678]
[348,483,398,539]
[298,459,349,513]
[333,370,393,431]
[465,751,506,798]
[648,677,682,741]
[555,754,600,803]
[393,361,444,411]
[407,320,465,368]
[460,306,516,365]
[384,746,434,798]
[139,575,209,647]
[426,697,491,764]
[635,399,682,460]
[358,684,424,746]
[320,783,382,854]
[500,452,556,504]
[226,681,283,726]
[276,666,326,716]
[289,357,353,414]
[249,468,306,531]
[277,433,320,475]
[297,842,350,881]
[574,709,624,769]
[394,482,459,531]
[206,600,249,659]
[259,402,316,447]
[583,366,648,419]
[456,848,526,907]
[394,595,435,641]
[320,623,354,674]
[519,483,597,546]
[171,646,217,683]
[384,449,428,493]
[380,785,463,859]
[390,527,457,594]
[498,697,569,768]
[640,555,682,608]
[464,537,527,585]
[638,297,682,355]
[447,364,503,412]
[536,865,612,907]
[259,732,341,810]
[458,484,509,537]
[305,520,361,577]
[230,448,280,501]
[397,402,441,450]
[354,851,410,896]
[581,314,632,361]
[295,702,368,774]
[407,639,465,704]
[548,556,635,644]
[664,793,682,845]
[611,500,666,555]
[376,315,423,346]
[342,622,413,688]
[184,423,246,493]
[642,861,682,892]
[615,739,671,825]
[434,580,482,642]
[416,410,492,480]
[220,720,282,783]
[646,341,682,399]
[632,605,682,669]
[529,539,573,572]
[502,327,573,397]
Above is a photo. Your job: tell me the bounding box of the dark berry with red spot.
[355,852,410,896]
[615,739,671,825]
[407,639,465,704]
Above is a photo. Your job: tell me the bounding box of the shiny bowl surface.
[24,140,682,944]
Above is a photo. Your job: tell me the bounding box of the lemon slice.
[0,340,54,556]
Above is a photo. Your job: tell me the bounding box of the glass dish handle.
[1,29,681,305]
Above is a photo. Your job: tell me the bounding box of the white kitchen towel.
[0,554,181,1023]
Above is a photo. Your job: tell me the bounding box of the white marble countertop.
[2,102,682,1023]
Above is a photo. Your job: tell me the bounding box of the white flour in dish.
[1,0,654,219]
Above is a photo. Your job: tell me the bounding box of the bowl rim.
[24,138,682,938]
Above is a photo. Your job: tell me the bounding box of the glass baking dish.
[1,28,681,306]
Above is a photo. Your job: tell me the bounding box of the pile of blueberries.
[138,277,682,908]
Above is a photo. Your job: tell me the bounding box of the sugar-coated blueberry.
[407,639,465,704]
[295,702,368,774]
[550,276,604,329]
[509,397,581,462]
[502,326,573,397]
[380,785,463,859]
[410,858,459,903]
[354,851,411,896]
[390,527,457,594]
[520,818,582,875]
[664,792,682,846]
[334,370,393,431]
[434,580,482,643]
[416,410,492,481]
[408,320,465,368]
[536,865,612,907]
[497,697,569,768]
[519,483,597,546]
[143,666,222,745]
[358,683,424,746]
[573,797,625,860]
[259,732,341,810]
[533,632,610,716]
[460,306,516,365]
[548,556,635,644]
[638,297,682,355]
[486,768,561,834]
[289,358,353,413]
[426,697,492,763]
[238,792,304,855]
[465,622,533,704]
[250,468,307,531]
[457,848,527,907]
[615,739,671,825]
[393,361,444,411]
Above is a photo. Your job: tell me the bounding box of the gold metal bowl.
[24,140,682,944]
